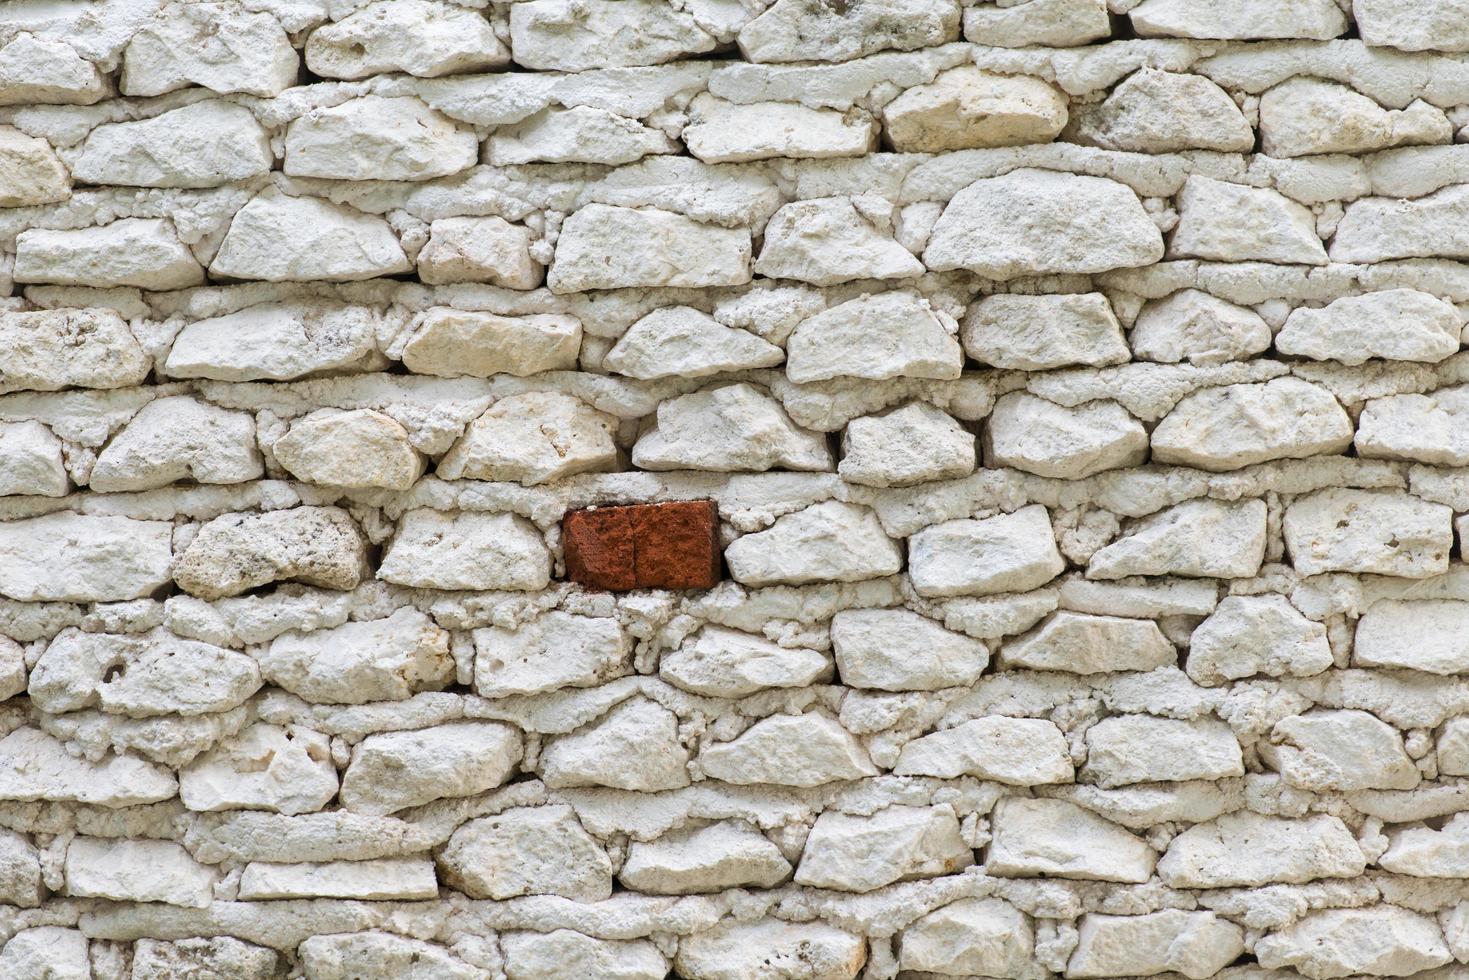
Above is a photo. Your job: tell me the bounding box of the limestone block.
[1279,289,1462,364]
[1067,911,1245,980]
[605,307,784,379]
[173,507,369,599]
[1129,0,1348,39]
[417,217,541,289]
[299,933,480,980]
[909,505,1066,597]
[377,509,551,591]
[132,938,279,980]
[90,396,262,492]
[999,611,1176,674]
[1087,498,1267,580]
[65,837,215,907]
[489,106,678,166]
[438,804,611,900]
[340,721,523,814]
[1379,811,1469,877]
[962,292,1129,370]
[924,169,1163,278]
[274,408,423,490]
[1262,709,1420,791]
[400,309,580,377]
[1151,377,1353,471]
[0,728,177,807]
[437,392,617,485]
[1170,176,1328,264]
[0,640,21,703]
[987,797,1156,882]
[1332,183,1469,263]
[210,189,411,282]
[306,0,508,78]
[620,820,792,894]
[0,126,69,206]
[699,712,877,787]
[165,302,384,381]
[1188,595,1333,685]
[724,501,902,586]
[1355,600,1469,674]
[1357,385,1469,466]
[738,0,959,62]
[831,608,990,690]
[474,611,629,698]
[675,920,866,980]
[1158,812,1367,888]
[894,716,1074,784]
[686,95,877,162]
[659,625,827,698]
[549,204,751,292]
[540,697,691,791]
[0,422,67,497]
[69,101,272,188]
[883,66,1068,152]
[1260,78,1452,157]
[794,805,972,892]
[0,513,172,602]
[122,2,299,96]
[0,35,107,105]
[0,831,41,908]
[964,0,1109,46]
[1355,0,1469,52]
[786,291,962,382]
[1130,289,1273,365]
[180,723,338,815]
[287,96,480,180]
[509,0,717,71]
[0,309,149,394]
[899,898,1033,977]
[1440,718,1469,775]
[258,608,454,704]
[986,392,1148,479]
[755,197,924,286]
[501,931,668,980]
[839,402,976,488]
[1254,907,1451,978]
[1282,489,1451,578]
[1082,715,1244,787]
[0,928,91,980]
[238,856,437,900]
[1070,68,1254,152]
[13,219,205,290]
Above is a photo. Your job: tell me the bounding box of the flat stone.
[65,837,215,907]
[898,898,1034,977]
[963,0,1109,46]
[258,607,454,704]
[1282,489,1452,578]
[831,608,990,690]
[685,95,877,163]
[1000,611,1176,674]
[340,721,523,814]
[1187,595,1333,685]
[122,2,299,96]
[1255,907,1451,978]
[788,291,961,382]
[165,302,385,381]
[1356,599,1469,674]
[675,920,866,980]
[1130,289,1273,365]
[1262,709,1420,792]
[131,938,278,980]
[501,931,668,980]
[299,933,480,980]
[1169,176,1328,265]
[0,34,108,105]
[438,804,611,901]
[0,513,172,602]
[883,65,1068,152]
[564,500,722,591]
[0,928,90,980]
[0,126,69,206]
[1260,77,1451,157]
[0,309,149,394]
[1067,910,1244,980]
[1087,498,1267,580]
[1128,0,1347,39]
[69,100,272,188]
[488,106,678,166]
[909,505,1066,598]
[549,204,751,293]
[1082,715,1244,787]
[724,501,902,586]
[1158,812,1366,887]
[1355,0,1469,52]
[173,507,369,600]
[1440,718,1469,775]
[180,723,338,815]
[211,188,410,282]
[540,697,691,791]
[436,392,617,486]
[1379,811,1469,877]
[962,292,1129,370]
[755,197,924,286]
[738,0,959,63]
[377,509,551,591]
[604,306,784,380]
[0,422,69,497]
[1151,377,1353,471]
[474,612,630,698]
[924,168,1163,279]
[986,392,1148,479]
[400,309,580,378]
[14,218,205,290]
[986,796,1156,882]
[1281,289,1462,365]
[659,626,828,698]
[90,396,262,493]
[1069,67,1254,152]
[1332,183,1469,263]
[306,0,508,78]
[620,820,792,894]
[0,728,177,808]
[793,804,971,892]
[509,0,717,71]
[417,216,541,289]
[839,402,975,488]
[894,716,1074,784]
[1357,384,1469,466]
[237,856,437,901]
[699,712,877,787]
[274,409,424,490]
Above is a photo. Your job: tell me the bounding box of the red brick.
[563,507,636,591]
[562,500,721,591]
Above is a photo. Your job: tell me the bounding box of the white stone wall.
[1,0,1469,976]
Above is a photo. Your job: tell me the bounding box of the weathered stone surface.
[131,938,278,980]
[1262,709,1420,791]
[1255,907,1451,979]
[340,721,523,814]
[0,513,172,602]
[899,897,1034,977]
[724,501,901,586]
[987,797,1156,882]
[738,0,959,62]
[299,933,480,980]
[1355,0,1469,52]
[1356,599,1469,674]
[417,216,541,289]
[0,928,91,980]
[986,392,1147,479]
[0,126,69,207]
[541,697,691,791]
[1082,715,1244,787]
[122,2,299,96]
[686,95,877,162]
[274,408,423,490]
[181,723,337,815]
[1071,68,1253,152]
[1088,498,1267,580]
[488,106,678,166]
[438,804,611,901]
[174,507,369,599]
[1260,77,1451,157]
[794,805,971,892]
[1276,289,1462,364]
[501,931,668,980]
[377,509,551,591]
[660,626,827,697]
[1332,182,1469,263]
[1158,812,1366,887]
[66,837,215,907]
[883,66,1068,152]
[895,716,1073,784]
[1282,489,1452,578]
[258,608,453,704]
[306,0,508,79]
[91,396,262,492]
[1000,611,1176,674]
[1128,0,1348,39]
[1151,377,1353,471]
[1130,289,1273,365]
[0,35,107,105]
[14,218,205,290]
[1188,595,1333,685]
[165,302,384,382]
[1379,811,1469,877]
[910,505,1065,597]
[475,612,629,697]
[0,830,41,908]
[962,292,1129,370]
[964,0,1109,46]
[0,422,69,497]
[211,189,410,282]
[0,728,177,807]
[832,608,989,690]
[400,309,580,378]
[605,306,783,380]
[510,0,717,71]
[786,291,962,382]
[1067,910,1245,980]
[549,204,751,293]
[1170,175,1328,264]
[675,920,866,980]
[0,309,149,394]
[755,197,924,285]
[437,392,617,485]
[238,856,437,900]
[1357,384,1469,466]
[620,820,792,894]
[839,402,974,488]
[700,712,877,786]
[70,101,272,188]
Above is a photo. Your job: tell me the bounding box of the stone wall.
[2,0,1469,976]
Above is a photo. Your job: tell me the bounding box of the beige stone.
[883,66,1068,152]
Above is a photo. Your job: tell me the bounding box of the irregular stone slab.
[0,34,108,105]
[400,309,580,378]
[883,66,1067,152]
[549,204,751,293]
[0,928,91,980]
[0,126,69,207]
[417,216,540,288]
[699,712,877,787]
[1357,385,1469,466]
[685,95,877,162]
[962,292,1129,370]
[840,402,975,488]
[899,898,1033,976]
[605,307,782,380]
[1067,910,1244,980]
[1069,67,1253,152]
[174,507,369,600]
[738,0,959,63]
[0,513,172,602]
[131,937,278,980]
[238,856,436,900]
[1278,289,1462,365]
[437,392,617,485]
[924,169,1163,279]
[180,723,338,815]
[211,189,410,282]
[1087,498,1267,580]
[0,728,177,807]
[1282,489,1451,578]
[675,920,866,980]
[259,607,454,704]
[634,383,831,472]
[274,408,423,490]
[299,933,480,980]
[1260,77,1451,157]
[620,820,792,894]
[65,837,215,907]
[165,302,384,381]
[13,218,205,290]
[438,804,611,900]
[377,509,551,591]
[1130,289,1273,365]
[0,309,149,394]
[1331,183,1469,263]
[787,291,961,382]
[1151,377,1352,471]
[964,0,1110,46]
[90,396,261,492]
[509,0,717,71]
[794,805,971,892]
[987,797,1156,882]
[910,505,1065,598]
[1128,0,1347,39]
[1441,718,1469,775]
[540,697,691,791]
[501,931,668,980]
[1082,715,1244,787]
[70,100,272,188]
[832,608,989,690]
[999,611,1175,674]
[306,0,508,78]
[986,392,1147,479]
[724,501,902,586]
[895,716,1073,784]
[1170,176,1328,264]
[340,721,523,814]
[288,95,480,180]
[1262,709,1419,791]
[1356,600,1469,674]
[0,830,42,908]
[1379,811,1469,877]
[1355,0,1469,52]
[659,626,827,698]
[1159,812,1366,887]
[1187,594,1333,685]
[755,197,924,286]
[475,612,629,698]
[488,106,678,166]
[1255,907,1451,979]
[122,2,298,96]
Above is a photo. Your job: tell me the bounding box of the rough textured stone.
[962,292,1129,370]
[738,0,959,62]
[1255,907,1451,978]
[894,716,1073,783]
[1355,0,1469,51]
[474,612,629,697]
[1170,176,1328,264]
[180,723,337,815]
[437,392,617,485]
[1158,812,1366,887]
[700,712,877,787]
[1070,68,1254,152]
[910,505,1065,597]
[1151,377,1354,471]
[0,513,172,602]
[899,897,1034,977]
[755,197,925,285]
[210,188,410,282]
[675,920,866,980]
[605,307,783,379]
[510,0,717,71]
[550,204,752,292]
[0,422,70,497]
[91,396,262,492]
[164,302,384,382]
[1259,77,1451,157]
[122,2,298,96]
[1088,499,1267,580]
[1082,715,1244,787]
[1282,489,1452,578]
[131,938,278,980]
[1276,289,1463,364]
[540,697,691,791]
[258,608,453,704]
[1000,611,1176,674]
[839,402,975,488]
[724,501,902,586]
[620,820,792,894]
[285,96,479,180]
[14,219,205,290]
[1067,911,1244,980]
[299,933,480,980]
[660,626,827,697]
[1355,599,1469,674]
[786,291,962,382]
[340,721,523,814]
[883,66,1068,152]
[0,728,177,807]
[70,101,272,188]
[0,309,149,394]
[437,805,612,900]
[377,509,551,591]
[964,0,1109,46]
[686,94,877,162]
[987,797,1156,882]
[1187,595,1333,685]
[416,216,541,289]
[502,931,667,980]
[65,837,216,907]
[274,408,423,490]
[832,608,989,690]
[1130,290,1273,366]
[986,392,1148,479]
[173,507,369,599]
[306,0,508,78]
[399,309,580,378]
[489,106,678,167]
[0,126,69,206]
[793,804,971,892]
[0,928,91,980]
[1262,709,1420,791]
[1129,0,1347,39]
[0,35,107,105]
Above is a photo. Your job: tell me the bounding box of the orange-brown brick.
[563,501,720,591]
